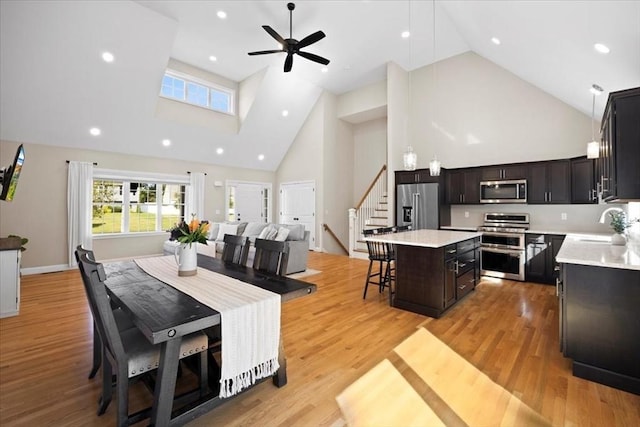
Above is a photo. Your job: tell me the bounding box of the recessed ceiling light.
[209,55,217,62]
[162,139,171,147]
[216,147,224,155]
[491,37,501,45]
[258,154,265,161]
[590,84,604,95]
[89,127,101,136]
[101,52,114,63]
[594,43,610,54]
[282,110,289,117]
[401,31,410,39]
[321,67,328,73]
[217,10,227,19]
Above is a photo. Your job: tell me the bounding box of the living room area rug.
[287,269,321,280]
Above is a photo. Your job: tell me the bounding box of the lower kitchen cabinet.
[395,237,480,317]
[560,262,640,395]
[525,233,565,284]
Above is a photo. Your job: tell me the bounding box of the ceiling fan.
[248,2,330,72]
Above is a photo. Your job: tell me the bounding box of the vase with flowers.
[169,215,210,276]
[608,211,639,246]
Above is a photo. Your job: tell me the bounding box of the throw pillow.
[258,225,275,239]
[243,222,268,237]
[274,227,290,242]
[207,222,221,240]
[265,226,278,240]
[216,223,239,241]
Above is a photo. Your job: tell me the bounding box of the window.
[92,174,187,236]
[159,70,234,114]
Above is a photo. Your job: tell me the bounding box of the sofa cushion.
[216,223,239,241]
[242,222,268,238]
[274,227,290,242]
[280,224,305,241]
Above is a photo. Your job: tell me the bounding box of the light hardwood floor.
[0,251,638,426]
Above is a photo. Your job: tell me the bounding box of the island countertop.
[365,229,482,248]
[556,235,640,271]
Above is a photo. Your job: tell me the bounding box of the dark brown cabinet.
[394,237,480,317]
[528,160,571,204]
[396,169,436,184]
[480,164,528,181]
[571,156,597,204]
[598,87,640,202]
[525,233,565,284]
[446,169,480,204]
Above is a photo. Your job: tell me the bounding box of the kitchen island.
[366,229,481,318]
[556,236,640,395]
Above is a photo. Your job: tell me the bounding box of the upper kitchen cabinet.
[396,169,438,184]
[598,87,640,202]
[447,168,480,204]
[528,160,571,204]
[480,164,529,181]
[571,156,597,204]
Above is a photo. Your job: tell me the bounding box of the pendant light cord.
[591,92,595,141]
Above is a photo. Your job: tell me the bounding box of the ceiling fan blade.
[284,52,294,72]
[297,51,330,66]
[248,50,284,56]
[262,25,286,46]
[296,31,325,49]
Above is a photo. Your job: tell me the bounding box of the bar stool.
[362,228,394,304]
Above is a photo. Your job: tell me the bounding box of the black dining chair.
[76,252,209,426]
[362,228,395,304]
[221,234,250,266]
[75,246,135,380]
[253,238,289,276]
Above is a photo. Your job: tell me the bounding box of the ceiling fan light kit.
[248,2,330,72]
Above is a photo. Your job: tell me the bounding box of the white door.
[280,181,315,250]
[227,181,271,223]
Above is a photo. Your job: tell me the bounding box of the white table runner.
[134,256,281,398]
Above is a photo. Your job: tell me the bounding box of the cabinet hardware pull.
[458,263,467,269]
[458,284,466,290]
[454,260,459,275]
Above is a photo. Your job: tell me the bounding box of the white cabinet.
[0,249,21,318]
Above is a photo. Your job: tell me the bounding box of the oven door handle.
[481,232,524,239]
[481,247,523,256]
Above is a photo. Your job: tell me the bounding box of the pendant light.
[587,84,603,159]
[429,0,441,176]
[403,2,416,171]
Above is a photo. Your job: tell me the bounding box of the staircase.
[349,165,389,259]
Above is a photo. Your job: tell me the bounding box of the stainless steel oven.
[478,213,529,281]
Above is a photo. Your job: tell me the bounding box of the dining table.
[103,253,317,427]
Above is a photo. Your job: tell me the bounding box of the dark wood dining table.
[103,253,317,427]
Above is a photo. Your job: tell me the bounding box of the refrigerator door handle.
[413,193,420,229]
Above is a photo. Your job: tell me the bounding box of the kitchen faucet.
[598,207,625,224]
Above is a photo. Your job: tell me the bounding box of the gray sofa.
[166,221,309,275]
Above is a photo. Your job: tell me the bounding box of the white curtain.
[67,161,93,267]
[186,172,206,220]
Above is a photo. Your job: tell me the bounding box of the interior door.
[280,181,315,250]
[227,182,270,223]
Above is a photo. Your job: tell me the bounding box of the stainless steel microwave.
[479,179,527,203]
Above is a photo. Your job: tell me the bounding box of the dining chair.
[75,246,135,380]
[362,228,395,304]
[221,234,250,266]
[76,252,209,426]
[253,238,289,276]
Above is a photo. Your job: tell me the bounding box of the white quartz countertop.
[556,234,640,271]
[366,229,481,248]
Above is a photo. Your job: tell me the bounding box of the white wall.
[353,117,387,201]
[0,140,274,271]
[409,52,593,169]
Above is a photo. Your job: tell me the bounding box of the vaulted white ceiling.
[1,1,638,171]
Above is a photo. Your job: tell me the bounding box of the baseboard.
[21,264,73,276]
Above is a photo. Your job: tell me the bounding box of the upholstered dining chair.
[362,228,395,304]
[76,252,209,426]
[75,246,135,380]
[253,238,289,276]
[221,234,250,266]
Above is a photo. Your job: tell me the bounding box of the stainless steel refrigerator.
[396,182,440,230]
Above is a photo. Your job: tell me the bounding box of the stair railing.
[349,165,387,257]
[322,223,349,254]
